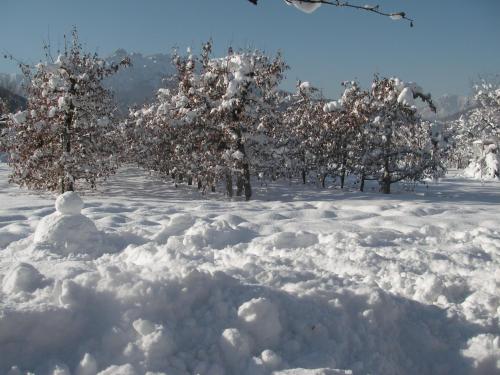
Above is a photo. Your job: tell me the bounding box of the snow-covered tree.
[453,79,499,179]
[363,76,441,193]
[0,98,6,118]
[130,43,287,200]
[278,81,326,184]
[322,81,374,189]
[0,98,7,144]
[3,29,129,192]
[204,47,287,199]
[128,42,223,189]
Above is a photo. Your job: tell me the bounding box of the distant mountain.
[419,94,473,120]
[104,49,176,113]
[0,86,27,113]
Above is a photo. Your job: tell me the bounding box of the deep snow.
[0,164,499,375]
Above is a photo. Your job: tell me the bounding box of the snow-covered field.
[0,163,499,375]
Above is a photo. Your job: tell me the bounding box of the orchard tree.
[0,97,6,119]
[128,42,223,190]
[131,43,288,200]
[203,47,288,199]
[451,79,500,178]
[279,81,326,184]
[4,29,129,192]
[322,81,374,189]
[364,76,441,193]
[0,98,7,146]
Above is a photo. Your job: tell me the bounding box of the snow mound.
[2,263,45,294]
[55,191,84,215]
[220,328,254,369]
[261,231,318,249]
[33,193,102,256]
[238,297,282,347]
[154,213,196,242]
[181,219,256,250]
[462,334,500,374]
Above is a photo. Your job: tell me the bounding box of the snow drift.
[0,166,499,375]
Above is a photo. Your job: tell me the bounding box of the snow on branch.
[248,0,414,26]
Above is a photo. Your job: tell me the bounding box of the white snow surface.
[0,164,499,375]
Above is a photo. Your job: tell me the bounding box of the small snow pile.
[154,213,197,242]
[220,328,254,369]
[2,263,45,294]
[238,298,282,347]
[462,334,500,374]
[33,192,102,256]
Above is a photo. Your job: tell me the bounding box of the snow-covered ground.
[0,163,499,375]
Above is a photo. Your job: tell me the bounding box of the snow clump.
[286,0,322,13]
[55,191,85,215]
[2,263,45,294]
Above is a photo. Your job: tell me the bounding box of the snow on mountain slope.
[104,49,176,113]
[0,164,499,375]
[418,94,473,120]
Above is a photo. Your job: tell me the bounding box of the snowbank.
[0,166,499,374]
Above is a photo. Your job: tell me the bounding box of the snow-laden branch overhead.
[248,0,414,26]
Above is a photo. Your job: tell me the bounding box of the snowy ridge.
[418,94,473,120]
[104,49,176,112]
[0,165,499,375]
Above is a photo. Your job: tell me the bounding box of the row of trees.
[1,32,480,199]
[124,43,446,197]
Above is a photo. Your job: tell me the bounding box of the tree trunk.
[226,172,233,197]
[243,163,252,201]
[381,157,391,194]
[302,170,306,184]
[236,174,244,196]
[340,147,347,189]
[381,177,391,194]
[321,173,327,188]
[360,173,365,192]
[61,98,74,193]
[187,176,193,186]
[340,169,346,189]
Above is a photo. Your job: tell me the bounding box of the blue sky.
[1,0,499,98]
